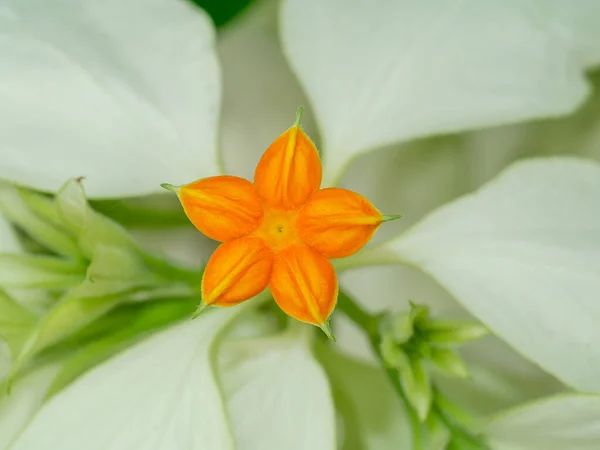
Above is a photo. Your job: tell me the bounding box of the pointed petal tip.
[382,214,404,223]
[319,322,337,342]
[295,105,304,127]
[191,302,210,319]
[160,183,179,193]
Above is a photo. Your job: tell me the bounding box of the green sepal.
[191,302,210,319]
[319,321,336,342]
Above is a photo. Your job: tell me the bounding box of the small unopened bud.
[400,357,432,421]
[429,347,469,378]
[420,320,489,345]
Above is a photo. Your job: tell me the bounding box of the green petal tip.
[319,322,336,342]
[191,302,210,320]
[295,106,304,127]
[382,214,404,222]
[160,183,179,193]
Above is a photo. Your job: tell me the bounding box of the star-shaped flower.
[163,108,399,335]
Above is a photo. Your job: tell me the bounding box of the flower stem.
[337,290,424,450]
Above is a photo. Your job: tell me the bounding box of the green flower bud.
[429,347,469,378]
[0,290,37,359]
[420,320,489,345]
[400,357,432,421]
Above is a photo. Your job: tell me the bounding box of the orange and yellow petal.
[254,109,322,210]
[177,175,263,242]
[269,244,338,326]
[297,188,384,258]
[202,237,273,306]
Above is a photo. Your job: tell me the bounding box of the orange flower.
[162,108,400,337]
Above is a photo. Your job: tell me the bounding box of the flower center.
[252,207,301,251]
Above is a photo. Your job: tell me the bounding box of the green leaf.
[0,254,84,289]
[428,348,469,378]
[485,394,600,450]
[0,184,80,258]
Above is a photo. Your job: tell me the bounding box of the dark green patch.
[188,0,255,27]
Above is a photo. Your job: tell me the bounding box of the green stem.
[337,290,424,450]
[432,387,487,449]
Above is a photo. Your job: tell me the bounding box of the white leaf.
[219,325,335,450]
[0,0,220,198]
[11,309,241,450]
[382,157,600,392]
[0,364,61,449]
[485,394,600,450]
[280,0,590,184]
[217,0,317,180]
[549,0,600,69]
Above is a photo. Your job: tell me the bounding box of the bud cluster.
[379,302,488,420]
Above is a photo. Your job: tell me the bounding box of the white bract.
[11,309,240,449]
[1,0,600,448]
[485,394,600,449]
[219,325,335,450]
[0,0,220,198]
[0,364,61,449]
[280,0,600,184]
[373,157,600,392]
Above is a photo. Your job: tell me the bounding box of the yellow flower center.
[252,207,301,251]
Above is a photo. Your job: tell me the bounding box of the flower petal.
[375,157,600,392]
[0,0,220,198]
[297,187,384,258]
[254,112,322,209]
[280,0,591,184]
[177,176,263,242]
[270,244,337,325]
[202,237,273,307]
